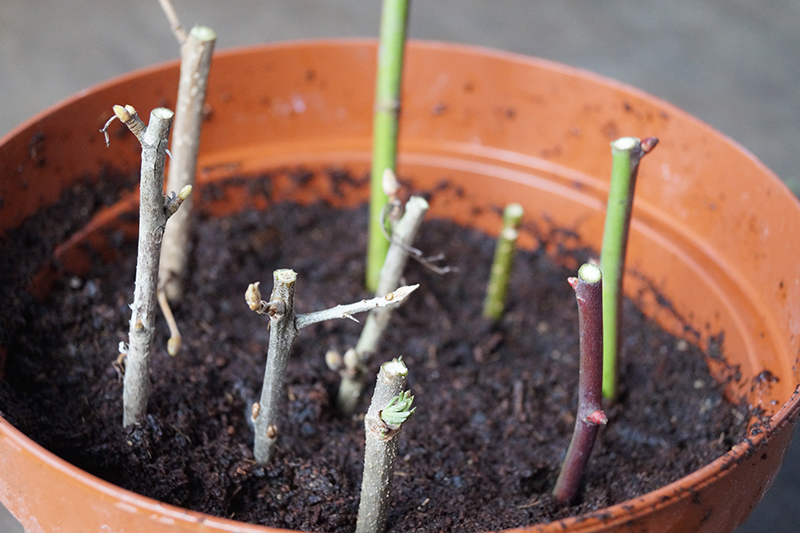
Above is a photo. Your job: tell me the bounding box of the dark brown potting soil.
[0,171,751,532]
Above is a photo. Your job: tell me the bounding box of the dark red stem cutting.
[553,264,607,504]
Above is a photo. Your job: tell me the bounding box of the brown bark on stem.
[553,263,607,503]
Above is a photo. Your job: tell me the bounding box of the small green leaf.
[380,390,415,427]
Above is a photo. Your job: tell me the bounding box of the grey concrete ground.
[1,1,798,531]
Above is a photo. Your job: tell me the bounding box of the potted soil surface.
[1,40,799,533]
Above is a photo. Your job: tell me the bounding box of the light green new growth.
[366,0,410,292]
[599,136,658,401]
[483,203,524,321]
[380,390,415,429]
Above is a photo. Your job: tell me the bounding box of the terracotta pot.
[1,40,799,533]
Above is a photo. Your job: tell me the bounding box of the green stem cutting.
[599,136,658,401]
[366,0,410,292]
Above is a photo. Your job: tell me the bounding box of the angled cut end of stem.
[576,262,601,284]
[190,25,217,42]
[610,136,639,153]
[381,358,408,378]
[502,203,524,227]
[151,107,175,121]
[274,268,298,287]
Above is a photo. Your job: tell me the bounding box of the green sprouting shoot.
[483,203,524,322]
[380,390,415,430]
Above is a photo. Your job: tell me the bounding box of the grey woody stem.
[295,284,418,330]
[372,196,429,300]
[159,25,216,303]
[338,196,428,414]
[120,107,183,428]
[553,263,607,503]
[251,270,298,465]
[356,359,413,533]
[247,271,418,465]
[157,0,188,43]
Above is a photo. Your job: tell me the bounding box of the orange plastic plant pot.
[1,40,798,533]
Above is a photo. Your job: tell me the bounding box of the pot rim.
[0,36,791,192]
[2,38,799,532]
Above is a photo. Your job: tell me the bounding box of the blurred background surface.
[1,2,797,532]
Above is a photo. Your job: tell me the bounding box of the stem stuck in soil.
[356,359,414,533]
[483,203,523,322]
[366,0,410,292]
[339,195,428,414]
[247,271,418,464]
[111,106,191,428]
[553,263,607,503]
[249,270,298,465]
[159,23,216,304]
[599,136,658,401]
